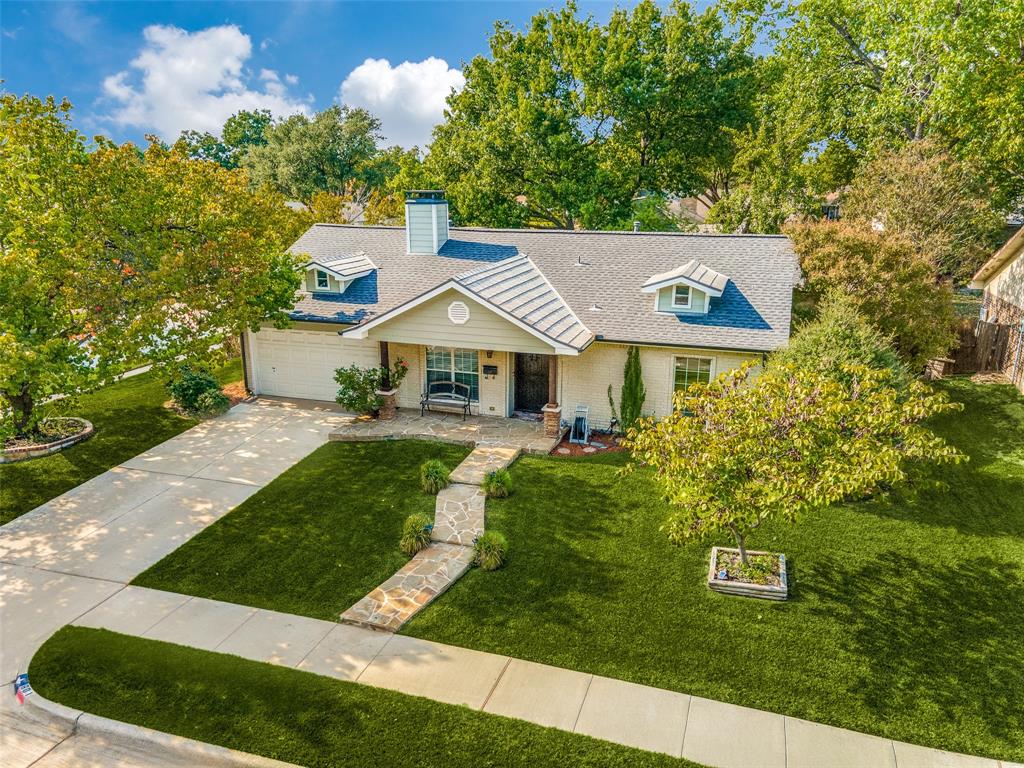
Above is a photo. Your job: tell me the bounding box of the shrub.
[420,459,450,494]
[400,513,433,557]
[194,389,231,416]
[770,290,910,389]
[787,221,956,371]
[482,469,512,498]
[334,358,410,415]
[473,531,508,571]
[167,364,221,412]
[334,364,383,415]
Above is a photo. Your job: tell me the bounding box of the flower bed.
[706,546,788,600]
[1,417,94,463]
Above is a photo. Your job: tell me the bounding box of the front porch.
[327,407,561,455]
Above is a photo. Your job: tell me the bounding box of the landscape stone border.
[706,546,788,601]
[0,417,94,464]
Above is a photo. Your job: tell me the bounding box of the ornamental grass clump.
[420,459,450,494]
[482,469,512,498]
[400,513,433,556]
[473,531,508,571]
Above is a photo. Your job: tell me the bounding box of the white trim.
[641,274,725,297]
[671,354,716,392]
[315,270,330,290]
[303,262,374,285]
[340,281,582,355]
[670,284,692,309]
[424,345,481,403]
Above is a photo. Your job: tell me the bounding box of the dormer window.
[641,259,729,317]
[315,270,330,290]
[671,285,691,309]
[301,253,377,296]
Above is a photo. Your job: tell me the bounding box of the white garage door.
[249,328,380,402]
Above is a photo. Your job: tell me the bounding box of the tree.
[0,94,300,437]
[178,109,272,169]
[429,0,756,230]
[788,221,956,372]
[619,346,646,428]
[625,362,963,564]
[770,290,909,388]
[241,106,382,201]
[843,140,1005,283]
[721,0,1023,216]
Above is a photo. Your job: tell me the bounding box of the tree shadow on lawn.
[806,550,1024,752]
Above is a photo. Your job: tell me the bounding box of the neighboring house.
[241,191,798,433]
[970,227,1024,391]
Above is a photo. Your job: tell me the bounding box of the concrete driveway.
[0,400,344,766]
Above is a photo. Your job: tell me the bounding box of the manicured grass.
[0,360,242,525]
[404,380,1024,761]
[133,440,471,619]
[30,627,701,768]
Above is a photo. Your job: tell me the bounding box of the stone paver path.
[340,433,518,632]
[66,586,1020,768]
[334,410,544,633]
[432,484,486,545]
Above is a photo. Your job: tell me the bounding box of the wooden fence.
[950,319,1012,375]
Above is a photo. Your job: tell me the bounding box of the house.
[240,191,798,435]
[970,227,1024,391]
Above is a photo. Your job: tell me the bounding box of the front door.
[514,353,549,413]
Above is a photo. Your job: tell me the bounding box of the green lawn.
[30,627,701,768]
[133,440,471,619]
[0,360,242,525]
[403,379,1024,762]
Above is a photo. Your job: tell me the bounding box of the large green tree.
[178,109,273,169]
[430,0,757,229]
[0,95,300,436]
[714,0,1023,226]
[241,106,383,201]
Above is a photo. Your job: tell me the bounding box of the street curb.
[25,689,299,767]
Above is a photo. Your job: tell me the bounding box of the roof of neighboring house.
[971,226,1024,289]
[288,225,798,353]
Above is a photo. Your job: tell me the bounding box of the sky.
[0,0,678,149]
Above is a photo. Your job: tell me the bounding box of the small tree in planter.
[624,362,964,584]
[334,358,408,416]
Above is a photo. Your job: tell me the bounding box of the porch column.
[376,341,398,421]
[542,354,562,439]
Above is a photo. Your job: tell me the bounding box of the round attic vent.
[448,301,470,325]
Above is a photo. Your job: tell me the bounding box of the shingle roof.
[642,259,729,295]
[289,225,798,352]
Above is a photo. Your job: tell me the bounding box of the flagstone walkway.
[338,425,524,632]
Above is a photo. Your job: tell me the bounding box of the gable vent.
[447,301,470,324]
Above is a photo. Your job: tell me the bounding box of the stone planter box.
[707,546,788,601]
[1,417,94,463]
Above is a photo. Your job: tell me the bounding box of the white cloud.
[101,24,310,140]
[340,57,464,148]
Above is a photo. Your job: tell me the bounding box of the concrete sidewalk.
[69,585,1020,768]
[0,400,345,767]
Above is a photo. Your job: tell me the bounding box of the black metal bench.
[420,381,472,420]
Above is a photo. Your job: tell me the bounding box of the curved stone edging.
[0,417,94,463]
[25,687,299,767]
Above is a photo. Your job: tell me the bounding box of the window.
[671,284,691,309]
[315,270,330,290]
[425,347,479,401]
[673,356,712,391]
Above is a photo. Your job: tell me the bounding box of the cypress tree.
[620,346,646,429]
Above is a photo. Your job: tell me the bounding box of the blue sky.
[0,0,686,148]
